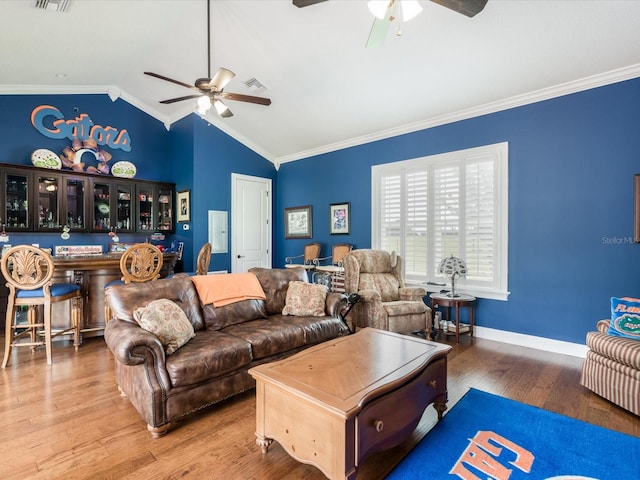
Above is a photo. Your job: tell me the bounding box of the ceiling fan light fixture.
[368,0,391,19]
[197,95,212,111]
[213,100,229,116]
[400,0,422,21]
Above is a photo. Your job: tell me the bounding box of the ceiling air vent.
[32,0,72,13]
[244,78,267,92]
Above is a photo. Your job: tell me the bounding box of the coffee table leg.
[433,400,448,420]
[256,434,273,454]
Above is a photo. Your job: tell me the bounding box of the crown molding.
[3,63,639,168]
[275,63,640,166]
[0,84,108,95]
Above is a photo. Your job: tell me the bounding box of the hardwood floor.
[1,333,638,479]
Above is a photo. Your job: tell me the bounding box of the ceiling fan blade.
[209,67,236,92]
[144,72,201,93]
[217,92,272,106]
[159,94,203,104]
[292,0,327,7]
[366,1,396,48]
[429,0,487,18]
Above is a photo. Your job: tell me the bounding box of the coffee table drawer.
[356,357,446,462]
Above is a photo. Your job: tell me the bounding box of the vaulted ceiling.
[2,0,640,166]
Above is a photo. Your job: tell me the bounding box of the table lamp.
[438,255,467,297]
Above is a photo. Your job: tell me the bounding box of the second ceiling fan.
[293,0,488,47]
[145,0,271,118]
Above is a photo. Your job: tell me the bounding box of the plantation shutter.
[372,143,509,300]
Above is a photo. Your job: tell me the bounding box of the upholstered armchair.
[580,319,640,416]
[343,249,430,336]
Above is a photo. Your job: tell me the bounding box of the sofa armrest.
[596,319,610,333]
[399,286,427,301]
[104,318,167,367]
[325,292,346,317]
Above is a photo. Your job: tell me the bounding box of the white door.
[231,173,272,272]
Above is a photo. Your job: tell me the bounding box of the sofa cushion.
[134,299,195,355]
[282,281,328,317]
[201,299,268,330]
[270,314,349,345]
[165,331,253,388]
[106,274,205,331]
[222,319,306,360]
[249,267,308,315]
[608,297,640,341]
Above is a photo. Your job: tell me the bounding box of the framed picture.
[284,205,312,239]
[177,189,190,223]
[329,202,350,235]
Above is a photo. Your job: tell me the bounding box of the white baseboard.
[208,270,228,275]
[474,326,588,358]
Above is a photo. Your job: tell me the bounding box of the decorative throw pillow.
[282,281,327,317]
[134,299,195,354]
[607,297,640,341]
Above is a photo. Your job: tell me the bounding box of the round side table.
[430,293,476,344]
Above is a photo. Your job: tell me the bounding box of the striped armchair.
[580,319,640,416]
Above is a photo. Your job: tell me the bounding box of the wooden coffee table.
[249,328,452,480]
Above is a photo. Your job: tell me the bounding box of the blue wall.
[2,79,639,345]
[276,78,640,344]
[188,117,276,272]
[0,94,172,251]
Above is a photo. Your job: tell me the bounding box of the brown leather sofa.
[104,268,349,437]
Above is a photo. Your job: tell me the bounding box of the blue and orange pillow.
[608,297,640,341]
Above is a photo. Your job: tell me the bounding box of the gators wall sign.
[31,105,132,152]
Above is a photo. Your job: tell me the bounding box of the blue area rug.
[386,388,640,480]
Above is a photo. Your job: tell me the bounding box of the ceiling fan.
[144,0,271,118]
[293,0,487,47]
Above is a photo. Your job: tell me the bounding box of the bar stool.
[1,245,82,368]
[172,242,211,276]
[194,242,212,275]
[103,243,163,323]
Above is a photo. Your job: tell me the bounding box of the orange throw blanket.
[190,272,266,307]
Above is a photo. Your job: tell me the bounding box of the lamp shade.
[438,255,467,297]
[438,255,467,277]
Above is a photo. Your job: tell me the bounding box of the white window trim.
[372,142,510,301]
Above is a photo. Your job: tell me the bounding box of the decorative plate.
[111,161,136,178]
[31,149,62,169]
[97,203,110,214]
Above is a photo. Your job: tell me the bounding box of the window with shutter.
[372,142,509,300]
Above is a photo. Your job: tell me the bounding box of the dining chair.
[284,242,321,271]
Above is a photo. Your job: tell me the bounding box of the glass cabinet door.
[157,186,173,232]
[63,177,87,231]
[92,181,112,231]
[36,173,61,231]
[3,169,30,231]
[116,184,134,233]
[137,185,154,231]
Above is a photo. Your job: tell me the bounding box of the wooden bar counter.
[45,252,178,338]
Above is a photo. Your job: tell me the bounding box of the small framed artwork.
[329,202,350,235]
[177,189,190,223]
[285,205,312,239]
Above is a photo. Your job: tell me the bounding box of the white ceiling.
[2,0,640,166]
